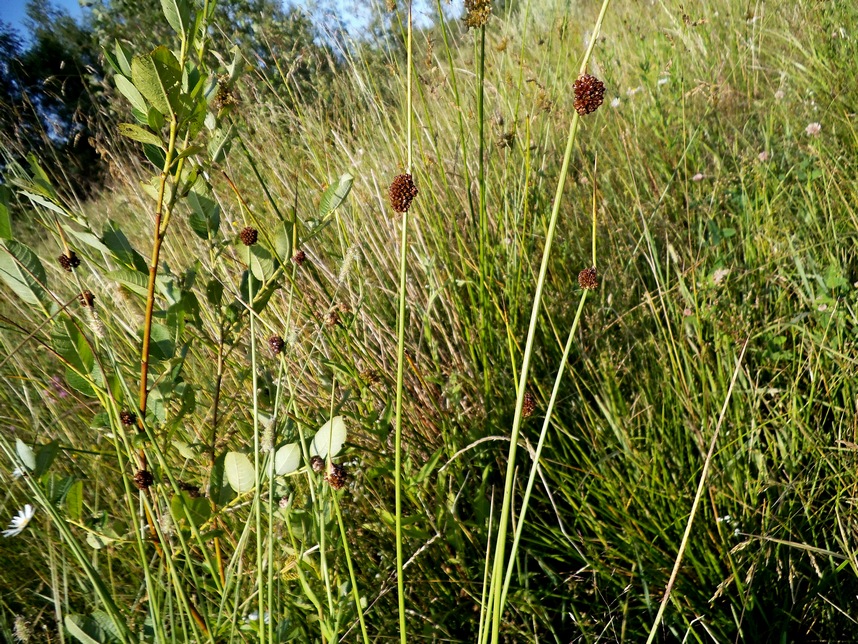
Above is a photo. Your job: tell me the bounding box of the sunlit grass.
[2,0,858,641]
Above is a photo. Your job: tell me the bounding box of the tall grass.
[2,0,858,641]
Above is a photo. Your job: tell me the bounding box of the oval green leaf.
[310,416,347,458]
[318,173,354,219]
[274,442,301,476]
[224,452,255,493]
[16,437,36,470]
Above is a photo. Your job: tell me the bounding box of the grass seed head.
[58,251,80,272]
[573,74,606,115]
[119,410,137,426]
[464,0,492,29]
[522,391,537,418]
[326,463,348,490]
[133,469,154,490]
[388,173,418,213]
[578,266,599,290]
[239,226,258,246]
[78,290,95,307]
[268,334,285,355]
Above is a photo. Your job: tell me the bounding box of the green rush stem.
[487,109,580,644]
[267,358,285,644]
[249,276,265,644]
[477,23,489,401]
[333,493,370,644]
[500,293,588,610]
[645,340,749,644]
[501,153,600,609]
[487,3,612,641]
[393,4,413,643]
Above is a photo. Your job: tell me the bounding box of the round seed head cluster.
[310,455,325,473]
[522,391,537,418]
[326,463,348,490]
[79,290,95,307]
[58,251,81,271]
[464,0,492,29]
[239,226,258,246]
[573,74,606,116]
[119,410,137,426]
[291,249,307,265]
[268,334,285,355]
[133,469,154,490]
[578,267,598,290]
[388,173,418,213]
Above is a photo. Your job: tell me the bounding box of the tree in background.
[0,1,103,194]
[1,0,336,198]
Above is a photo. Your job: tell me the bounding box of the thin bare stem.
[645,340,749,644]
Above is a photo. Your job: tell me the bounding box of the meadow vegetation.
[2,0,858,641]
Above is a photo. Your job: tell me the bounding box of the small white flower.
[610,97,620,108]
[626,86,642,97]
[11,466,27,479]
[817,303,828,312]
[3,504,35,538]
[657,77,669,86]
[716,515,732,523]
[758,151,769,162]
[713,268,731,285]
[774,89,785,101]
[692,173,704,182]
[805,122,821,136]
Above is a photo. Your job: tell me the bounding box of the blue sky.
[1,0,465,42]
[1,0,84,36]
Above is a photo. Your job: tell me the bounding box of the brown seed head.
[177,480,201,498]
[239,226,258,246]
[573,74,606,116]
[388,173,418,213]
[268,334,285,355]
[58,252,81,272]
[119,410,137,426]
[325,310,341,328]
[78,290,95,307]
[133,469,154,490]
[522,391,537,418]
[326,463,348,490]
[310,455,325,473]
[291,249,307,266]
[464,0,492,29]
[578,267,598,290]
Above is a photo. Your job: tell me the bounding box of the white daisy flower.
[3,504,35,538]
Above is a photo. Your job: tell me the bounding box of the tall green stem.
[486,2,612,641]
[393,4,413,643]
[476,24,489,400]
